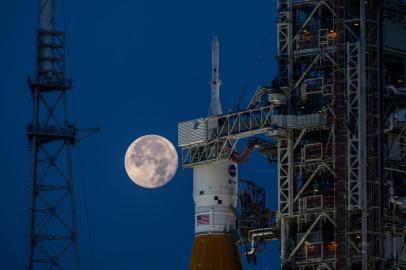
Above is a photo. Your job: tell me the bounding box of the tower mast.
[26,0,80,269]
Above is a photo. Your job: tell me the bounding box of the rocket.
[189,37,242,270]
[208,36,223,116]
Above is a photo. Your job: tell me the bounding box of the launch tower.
[274,0,406,268]
[25,1,97,269]
[179,0,406,269]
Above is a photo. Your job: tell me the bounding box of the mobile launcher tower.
[179,0,406,269]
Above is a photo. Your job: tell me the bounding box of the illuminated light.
[314,189,319,192]
[301,106,305,109]
[303,29,308,33]
[354,22,360,26]
[398,79,403,83]
[356,235,361,239]
[330,29,334,33]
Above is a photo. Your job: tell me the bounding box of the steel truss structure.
[25,1,83,269]
[26,33,80,270]
[178,0,406,269]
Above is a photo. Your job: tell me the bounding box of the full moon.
[124,135,178,188]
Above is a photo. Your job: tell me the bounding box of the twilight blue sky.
[0,0,279,269]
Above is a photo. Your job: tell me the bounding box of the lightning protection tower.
[26,0,81,269]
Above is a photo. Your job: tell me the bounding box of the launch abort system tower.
[179,0,406,269]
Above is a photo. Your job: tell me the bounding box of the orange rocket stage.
[189,234,242,270]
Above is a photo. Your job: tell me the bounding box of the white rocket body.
[193,160,238,234]
[208,36,223,116]
[194,36,237,235]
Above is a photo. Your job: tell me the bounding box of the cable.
[76,141,96,270]
[62,0,72,79]
[62,1,96,269]
[235,32,274,110]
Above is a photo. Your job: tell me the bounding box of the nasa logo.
[228,164,236,177]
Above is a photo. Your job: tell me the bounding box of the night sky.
[1,0,280,269]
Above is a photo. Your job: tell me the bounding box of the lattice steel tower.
[26,0,80,269]
[178,0,406,269]
[276,0,406,269]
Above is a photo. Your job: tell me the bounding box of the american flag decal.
[196,214,210,225]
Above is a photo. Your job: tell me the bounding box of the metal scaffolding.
[178,0,406,269]
[26,1,80,269]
